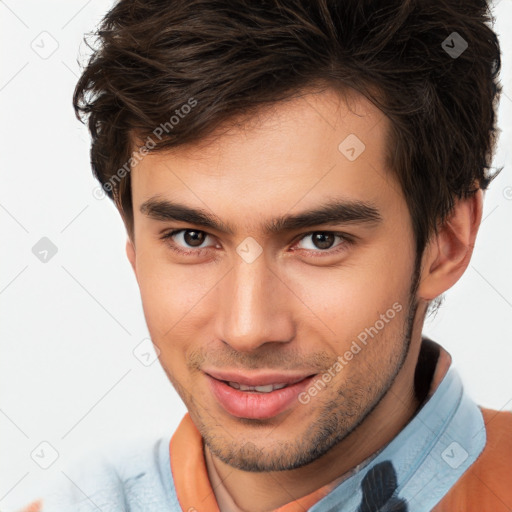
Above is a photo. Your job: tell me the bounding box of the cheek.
[136,265,200,383]
[287,255,410,327]
[135,253,217,342]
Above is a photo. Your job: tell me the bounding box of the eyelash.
[160,229,354,258]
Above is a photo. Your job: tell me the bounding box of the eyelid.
[287,231,354,260]
[292,230,353,252]
[160,228,354,256]
[161,228,217,254]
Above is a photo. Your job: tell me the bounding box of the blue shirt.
[34,339,486,511]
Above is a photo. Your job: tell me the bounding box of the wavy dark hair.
[73,0,502,262]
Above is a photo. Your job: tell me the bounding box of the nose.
[215,253,296,352]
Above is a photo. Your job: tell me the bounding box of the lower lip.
[206,374,316,420]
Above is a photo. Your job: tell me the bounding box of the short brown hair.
[73,0,502,259]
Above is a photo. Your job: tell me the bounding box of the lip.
[203,369,316,387]
[205,372,317,420]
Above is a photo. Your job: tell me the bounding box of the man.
[23,0,511,510]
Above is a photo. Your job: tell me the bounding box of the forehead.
[131,88,401,226]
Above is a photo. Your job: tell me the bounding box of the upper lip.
[204,369,316,386]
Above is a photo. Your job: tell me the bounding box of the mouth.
[205,373,317,420]
[223,381,294,392]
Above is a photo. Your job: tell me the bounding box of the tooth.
[254,385,274,393]
[227,382,289,392]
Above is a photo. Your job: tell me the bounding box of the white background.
[1,0,511,509]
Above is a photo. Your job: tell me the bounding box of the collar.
[169,337,486,512]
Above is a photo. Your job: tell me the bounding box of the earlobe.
[417,189,483,301]
[126,238,137,277]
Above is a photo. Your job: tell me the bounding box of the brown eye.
[311,232,335,250]
[161,229,215,254]
[294,231,352,256]
[183,230,206,247]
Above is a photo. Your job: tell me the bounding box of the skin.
[125,87,483,511]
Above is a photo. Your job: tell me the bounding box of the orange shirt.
[18,338,512,511]
[169,340,512,511]
[432,407,512,512]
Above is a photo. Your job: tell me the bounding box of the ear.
[417,189,483,301]
[126,237,137,278]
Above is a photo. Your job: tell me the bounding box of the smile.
[205,373,317,419]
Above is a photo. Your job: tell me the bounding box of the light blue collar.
[36,342,486,512]
[308,353,486,511]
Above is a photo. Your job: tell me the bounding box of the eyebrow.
[140,197,382,235]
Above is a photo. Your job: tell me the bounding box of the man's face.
[128,88,419,472]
